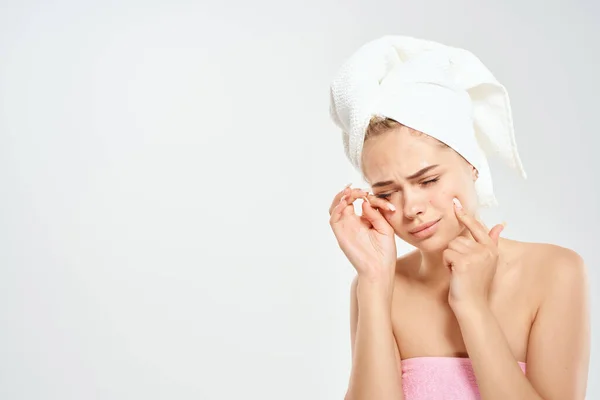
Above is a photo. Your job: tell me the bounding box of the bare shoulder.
[543,243,587,291]
[514,240,587,289]
[523,241,585,270]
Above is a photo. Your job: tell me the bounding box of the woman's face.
[361,125,479,253]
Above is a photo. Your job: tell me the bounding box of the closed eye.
[375,177,439,198]
[421,177,439,187]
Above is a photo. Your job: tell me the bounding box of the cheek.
[428,186,456,209]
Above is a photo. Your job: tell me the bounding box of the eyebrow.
[371,165,440,188]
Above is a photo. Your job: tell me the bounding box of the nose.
[402,191,427,219]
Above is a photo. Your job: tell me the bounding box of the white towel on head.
[329,35,527,207]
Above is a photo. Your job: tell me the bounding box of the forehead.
[361,127,454,182]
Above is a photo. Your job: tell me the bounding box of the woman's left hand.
[444,198,505,314]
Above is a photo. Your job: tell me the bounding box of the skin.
[328,125,590,400]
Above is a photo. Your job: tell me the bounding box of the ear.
[471,166,479,182]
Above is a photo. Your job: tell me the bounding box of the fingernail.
[340,195,347,203]
[362,196,371,204]
[453,198,462,209]
[344,182,352,189]
[501,221,507,227]
[388,203,396,211]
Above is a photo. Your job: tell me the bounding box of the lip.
[408,218,441,237]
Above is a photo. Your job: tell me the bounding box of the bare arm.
[525,250,590,399]
[345,275,403,400]
[456,249,590,400]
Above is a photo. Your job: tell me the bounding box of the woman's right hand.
[329,185,398,286]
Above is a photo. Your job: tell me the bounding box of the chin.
[410,236,450,253]
[397,227,454,253]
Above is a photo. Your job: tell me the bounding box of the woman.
[327,36,590,400]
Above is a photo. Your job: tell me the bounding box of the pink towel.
[401,357,526,399]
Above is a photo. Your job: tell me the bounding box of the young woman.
[327,36,590,400]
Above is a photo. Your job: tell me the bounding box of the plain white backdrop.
[1,0,598,398]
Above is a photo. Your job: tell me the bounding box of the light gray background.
[1,0,598,399]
